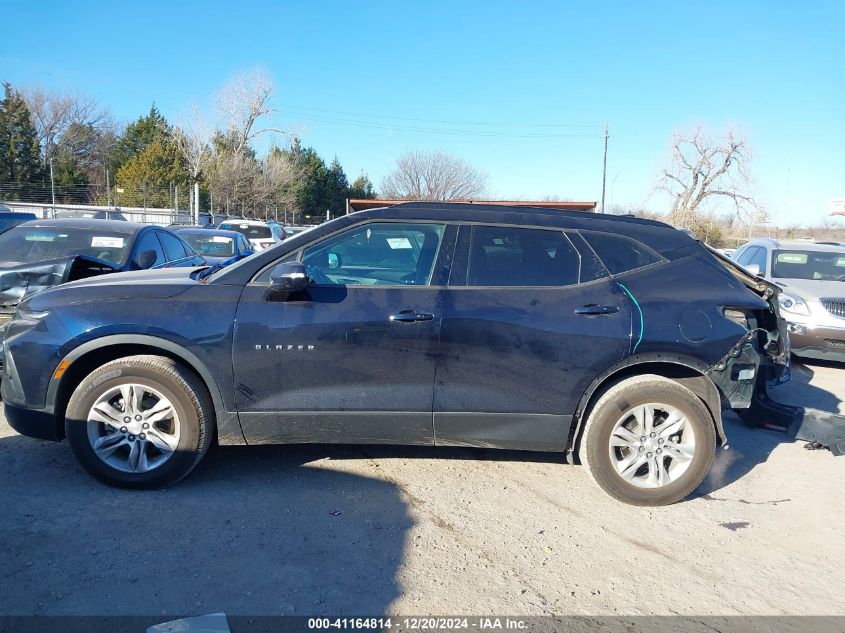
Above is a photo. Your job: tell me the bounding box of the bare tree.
[173,105,212,216]
[215,69,284,157]
[380,150,488,201]
[207,147,300,219]
[657,126,763,236]
[22,86,110,163]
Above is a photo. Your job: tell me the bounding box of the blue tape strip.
[617,282,644,354]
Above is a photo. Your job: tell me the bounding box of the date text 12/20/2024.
[307,618,528,630]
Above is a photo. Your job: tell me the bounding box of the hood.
[0,255,116,308]
[774,278,845,301]
[22,265,203,311]
[201,255,239,267]
[60,265,202,290]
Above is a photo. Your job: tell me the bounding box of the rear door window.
[580,232,663,275]
[158,231,189,262]
[466,226,581,287]
[131,231,165,269]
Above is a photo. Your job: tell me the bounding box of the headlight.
[778,293,810,316]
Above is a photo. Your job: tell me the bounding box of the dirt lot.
[1,361,844,618]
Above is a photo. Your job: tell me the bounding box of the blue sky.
[2,0,843,225]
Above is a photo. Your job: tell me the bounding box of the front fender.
[45,334,245,445]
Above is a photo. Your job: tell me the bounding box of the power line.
[280,104,604,129]
[285,112,603,140]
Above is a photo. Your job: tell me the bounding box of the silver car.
[733,239,845,362]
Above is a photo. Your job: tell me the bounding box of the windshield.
[772,249,845,281]
[180,233,235,257]
[0,226,133,267]
[218,223,271,239]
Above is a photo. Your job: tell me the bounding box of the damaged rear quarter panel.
[612,249,779,411]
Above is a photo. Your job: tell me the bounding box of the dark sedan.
[0,219,205,330]
[175,228,254,268]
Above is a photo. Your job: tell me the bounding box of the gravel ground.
[1,361,844,617]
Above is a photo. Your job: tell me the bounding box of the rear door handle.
[574,304,620,316]
[389,309,434,323]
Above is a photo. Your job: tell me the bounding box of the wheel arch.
[45,335,244,444]
[569,356,727,462]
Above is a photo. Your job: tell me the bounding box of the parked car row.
[2,202,796,506]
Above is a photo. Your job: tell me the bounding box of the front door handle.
[389,309,434,323]
[574,304,620,316]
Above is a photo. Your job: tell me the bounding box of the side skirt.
[434,412,572,451]
[238,411,434,446]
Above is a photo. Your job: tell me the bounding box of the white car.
[217,220,284,251]
[734,239,845,362]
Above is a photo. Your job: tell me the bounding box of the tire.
[579,374,716,506]
[65,355,214,489]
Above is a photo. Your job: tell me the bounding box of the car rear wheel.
[65,355,214,489]
[579,374,716,506]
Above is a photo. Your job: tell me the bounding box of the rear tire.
[65,355,214,489]
[579,374,716,506]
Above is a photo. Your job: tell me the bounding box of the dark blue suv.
[1,203,789,505]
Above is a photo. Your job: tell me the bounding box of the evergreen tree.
[325,157,349,218]
[0,82,44,197]
[110,104,171,174]
[111,105,191,207]
[115,139,188,207]
[348,172,376,199]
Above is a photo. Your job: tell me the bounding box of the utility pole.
[49,158,56,217]
[142,179,147,223]
[600,124,609,214]
[106,169,112,207]
[194,182,200,224]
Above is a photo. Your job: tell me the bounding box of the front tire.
[579,374,716,506]
[65,355,214,489]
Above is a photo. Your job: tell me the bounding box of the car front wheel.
[579,374,716,506]
[65,355,214,489]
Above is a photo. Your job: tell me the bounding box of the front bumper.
[2,397,60,441]
[0,310,13,374]
[787,322,845,363]
[1,340,61,441]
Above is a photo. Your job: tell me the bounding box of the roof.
[175,227,244,238]
[347,198,597,213]
[217,219,277,226]
[18,218,147,233]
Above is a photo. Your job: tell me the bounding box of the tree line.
[0,75,378,222]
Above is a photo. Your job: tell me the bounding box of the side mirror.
[137,250,158,270]
[745,263,761,276]
[268,262,307,297]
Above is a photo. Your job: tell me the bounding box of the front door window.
[301,222,445,287]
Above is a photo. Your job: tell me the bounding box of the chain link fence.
[0,180,308,225]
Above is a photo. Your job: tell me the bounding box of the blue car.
[175,228,254,268]
[3,202,800,505]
